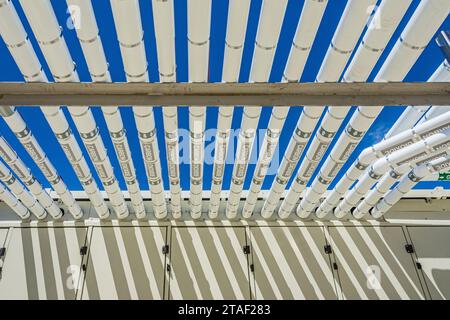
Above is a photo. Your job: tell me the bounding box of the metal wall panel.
[168,227,251,299]
[0,228,8,246]
[329,226,425,300]
[81,226,167,300]
[0,227,88,300]
[249,226,338,299]
[407,226,450,300]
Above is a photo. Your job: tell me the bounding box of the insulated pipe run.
[0,181,30,220]
[208,0,251,219]
[110,0,167,219]
[152,0,182,219]
[226,0,288,219]
[187,0,211,219]
[0,136,62,219]
[318,111,450,218]
[243,0,330,218]
[67,0,146,219]
[0,0,106,220]
[385,61,450,138]
[19,0,128,219]
[0,160,46,219]
[275,0,378,219]
[371,155,450,218]
[334,132,450,218]
[0,1,84,219]
[353,147,449,217]
[307,0,450,219]
[352,62,450,218]
[295,0,413,218]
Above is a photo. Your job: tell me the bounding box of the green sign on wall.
[438,172,450,181]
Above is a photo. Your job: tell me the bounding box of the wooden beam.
[0,82,449,107]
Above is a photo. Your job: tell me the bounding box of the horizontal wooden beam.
[0,82,449,107]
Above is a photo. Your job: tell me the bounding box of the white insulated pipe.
[275,0,378,219]
[354,146,449,217]
[0,136,62,219]
[0,180,30,220]
[19,0,128,219]
[0,160,46,219]
[0,1,85,219]
[67,0,146,219]
[385,61,450,138]
[226,0,288,219]
[295,0,413,218]
[152,0,182,219]
[242,0,329,218]
[0,0,107,220]
[309,0,450,219]
[110,0,167,219]
[187,0,211,219]
[334,130,450,218]
[371,155,450,218]
[208,0,251,219]
[352,62,450,218]
[317,111,450,218]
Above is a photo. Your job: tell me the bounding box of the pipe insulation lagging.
[152,0,182,217]
[334,133,450,219]
[317,0,377,83]
[163,107,182,219]
[221,0,251,82]
[0,181,30,220]
[187,0,211,218]
[133,106,167,219]
[242,106,289,218]
[227,0,287,219]
[226,106,262,219]
[0,137,62,219]
[110,0,168,218]
[67,0,146,219]
[296,0,414,218]
[17,0,129,219]
[251,0,327,220]
[209,107,234,219]
[319,111,450,219]
[189,106,207,219]
[371,155,450,218]
[283,0,328,82]
[250,0,288,83]
[304,0,450,218]
[376,0,450,82]
[0,160,46,219]
[151,0,176,82]
[188,0,211,83]
[0,107,83,219]
[0,1,85,218]
[283,106,352,219]
[260,107,323,218]
[208,0,251,219]
[262,0,379,219]
[385,62,450,138]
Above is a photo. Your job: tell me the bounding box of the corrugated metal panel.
[0,227,88,299]
[168,227,251,299]
[249,226,338,299]
[81,226,167,300]
[329,226,425,299]
[407,226,450,299]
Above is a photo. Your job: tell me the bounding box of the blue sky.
[0,0,449,192]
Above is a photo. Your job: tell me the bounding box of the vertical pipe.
[226,0,288,219]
